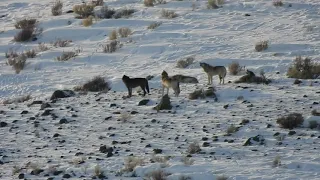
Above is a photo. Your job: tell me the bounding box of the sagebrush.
[276,113,304,129]
[74,76,110,92]
[176,56,194,68]
[161,9,178,19]
[73,4,95,18]
[52,0,63,16]
[287,56,320,79]
[255,41,268,52]
[228,61,240,75]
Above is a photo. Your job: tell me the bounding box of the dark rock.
[151,119,156,123]
[59,118,68,124]
[223,104,229,109]
[153,149,162,154]
[99,145,113,154]
[72,114,78,117]
[131,111,138,114]
[41,103,51,110]
[75,152,84,156]
[288,131,296,135]
[53,133,60,138]
[138,99,149,106]
[202,137,208,141]
[53,171,63,175]
[293,79,302,85]
[18,173,24,179]
[244,13,251,16]
[21,110,28,114]
[107,152,113,158]
[273,132,280,136]
[31,169,44,175]
[202,142,210,147]
[29,100,43,106]
[153,94,172,110]
[110,103,117,107]
[240,119,249,125]
[145,144,151,148]
[105,116,112,120]
[243,135,265,146]
[41,109,53,116]
[50,90,75,100]
[62,174,71,178]
[66,10,74,13]
[0,121,8,127]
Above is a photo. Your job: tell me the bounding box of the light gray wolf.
[199,62,227,85]
[122,75,149,97]
[161,71,199,97]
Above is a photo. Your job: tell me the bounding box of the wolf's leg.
[128,88,132,97]
[219,76,222,84]
[207,74,211,85]
[167,88,169,95]
[162,86,165,96]
[140,85,146,96]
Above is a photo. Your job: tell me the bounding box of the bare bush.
[24,49,37,58]
[14,28,34,42]
[161,9,178,19]
[7,54,27,74]
[207,0,219,9]
[287,56,320,79]
[181,156,194,166]
[3,95,32,105]
[311,109,320,116]
[73,4,95,18]
[99,6,116,19]
[74,76,111,92]
[276,113,304,129]
[118,27,132,38]
[52,0,63,16]
[255,41,268,52]
[176,56,194,68]
[101,40,121,53]
[187,142,201,154]
[273,0,283,7]
[38,43,49,51]
[226,124,238,134]
[91,0,104,6]
[109,30,117,40]
[228,61,240,75]
[56,48,80,61]
[113,8,135,19]
[53,39,72,47]
[272,156,281,167]
[148,22,162,29]
[145,170,169,180]
[119,112,132,123]
[82,16,93,27]
[144,0,154,7]
[15,19,37,29]
[5,49,19,59]
[309,120,319,129]
[122,156,143,172]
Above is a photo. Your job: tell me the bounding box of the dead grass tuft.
[255,41,268,52]
[7,54,27,74]
[187,142,201,154]
[148,22,162,30]
[53,39,72,47]
[176,56,194,68]
[118,27,132,38]
[122,156,144,172]
[276,113,304,129]
[228,61,240,75]
[15,19,37,29]
[52,0,63,16]
[100,40,122,53]
[73,4,95,18]
[161,9,178,19]
[74,76,111,92]
[145,169,170,180]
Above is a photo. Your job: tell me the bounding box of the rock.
[153,149,162,154]
[53,133,60,138]
[243,135,265,146]
[240,119,249,125]
[110,103,117,107]
[62,174,71,178]
[288,131,296,135]
[202,137,208,141]
[50,90,75,100]
[105,116,112,120]
[99,145,113,154]
[223,104,229,109]
[0,121,8,127]
[31,169,44,175]
[244,13,251,16]
[202,142,210,147]
[18,173,24,179]
[131,111,138,114]
[21,110,28,114]
[107,152,113,158]
[41,103,51,110]
[145,144,151,148]
[153,94,172,110]
[293,79,302,85]
[53,170,63,176]
[138,99,150,106]
[29,101,43,106]
[59,118,68,124]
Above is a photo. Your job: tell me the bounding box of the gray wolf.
[122,75,149,97]
[199,62,227,85]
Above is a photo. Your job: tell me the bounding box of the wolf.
[161,71,198,97]
[122,75,149,97]
[199,62,227,85]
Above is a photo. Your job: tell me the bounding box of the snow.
[0,0,320,179]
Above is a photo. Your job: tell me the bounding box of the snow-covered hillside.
[0,0,320,179]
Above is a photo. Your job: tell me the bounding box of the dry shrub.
[272,156,281,167]
[7,54,27,74]
[109,30,117,40]
[74,76,110,92]
[145,170,169,180]
[113,8,135,19]
[187,142,201,154]
[255,41,268,52]
[56,49,80,61]
[24,49,37,58]
[226,124,238,134]
[155,0,166,4]
[5,49,19,59]
[188,87,216,100]
[287,56,320,79]
[161,9,178,19]
[118,27,132,38]
[14,28,34,42]
[217,175,228,180]
[99,6,116,19]
[273,0,283,7]
[207,0,219,9]
[122,156,143,172]
[216,0,224,5]
[82,16,93,27]
[228,61,240,75]
[3,95,32,105]
[144,0,154,7]
[101,40,121,53]
[38,43,49,51]
[91,0,104,6]
[176,56,194,68]
[73,4,95,18]
[15,19,37,29]
[311,109,320,116]
[181,156,194,166]
[53,39,72,47]
[309,120,319,129]
[276,113,304,129]
[52,0,63,16]
[148,22,162,29]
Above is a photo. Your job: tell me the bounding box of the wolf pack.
[122,62,229,98]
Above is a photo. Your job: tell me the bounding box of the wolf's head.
[161,70,169,78]
[199,62,208,68]
[122,75,130,81]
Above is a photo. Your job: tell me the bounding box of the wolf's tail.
[146,80,150,94]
